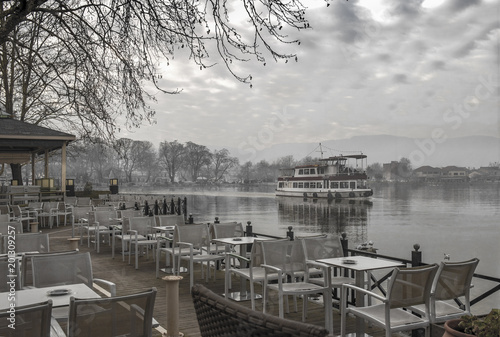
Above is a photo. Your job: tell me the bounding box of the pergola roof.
[0,117,76,164]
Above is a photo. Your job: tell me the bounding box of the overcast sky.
[119,0,499,161]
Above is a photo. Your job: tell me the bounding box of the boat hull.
[275,188,373,199]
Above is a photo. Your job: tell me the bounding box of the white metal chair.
[67,288,157,337]
[54,201,72,227]
[300,235,355,298]
[156,224,201,278]
[177,223,226,289]
[207,221,243,255]
[21,250,79,288]
[340,264,439,337]
[261,239,334,333]
[37,201,58,228]
[128,216,158,269]
[71,205,93,241]
[84,210,118,253]
[411,258,479,324]
[224,238,286,311]
[10,204,36,229]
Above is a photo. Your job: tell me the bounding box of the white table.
[0,283,100,310]
[318,256,405,336]
[213,236,270,301]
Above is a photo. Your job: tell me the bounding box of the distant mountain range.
[226,135,500,169]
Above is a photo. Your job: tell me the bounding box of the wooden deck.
[43,225,443,337]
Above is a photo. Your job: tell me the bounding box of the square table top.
[317,255,405,272]
[0,283,100,310]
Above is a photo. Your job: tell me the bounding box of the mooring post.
[411,244,422,267]
[286,226,294,241]
[163,275,183,337]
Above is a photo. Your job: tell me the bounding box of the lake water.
[125,182,500,312]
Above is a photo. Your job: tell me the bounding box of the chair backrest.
[0,214,10,222]
[10,204,22,217]
[210,222,243,239]
[40,201,58,214]
[31,251,94,288]
[174,223,208,249]
[192,284,329,337]
[433,258,479,301]
[129,216,156,236]
[76,197,91,206]
[67,288,157,337]
[90,210,118,226]
[156,214,185,227]
[0,205,9,215]
[21,250,79,287]
[0,221,23,235]
[0,300,53,337]
[119,209,143,219]
[8,232,49,253]
[65,196,77,205]
[0,256,20,291]
[300,235,345,261]
[261,239,305,276]
[387,264,439,309]
[72,206,93,223]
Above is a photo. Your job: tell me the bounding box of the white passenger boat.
[275,154,373,199]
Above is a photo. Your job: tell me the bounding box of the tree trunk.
[10,163,23,185]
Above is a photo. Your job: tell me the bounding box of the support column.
[61,143,67,196]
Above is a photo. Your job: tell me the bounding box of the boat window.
[318,167,324,174]
[350,181,356,189]
[330,182,339,189]
[340,182,349,188]
[298,169,304,175]
[304,182,309,188]
[278,182,284,188]
[293,182,298,188]
[310,182,316,188]
[317,182,322,188]
[309,168,315,174]
[304,169,309,174]
[298,182,304,188]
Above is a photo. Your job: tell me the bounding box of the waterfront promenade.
[44,225,442,337]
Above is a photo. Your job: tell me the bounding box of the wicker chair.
[191,284,329,337]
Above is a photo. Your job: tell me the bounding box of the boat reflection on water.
[276,196,373,247]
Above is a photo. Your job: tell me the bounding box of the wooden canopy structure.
[0,117,76,192]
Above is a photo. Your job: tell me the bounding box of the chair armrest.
[342,283,386,302]
[226,252,250,264]
[94,278,117,296]
[130,304,159,328]
[50,317,66,337]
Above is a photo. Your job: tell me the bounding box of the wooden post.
[163,275,183,337]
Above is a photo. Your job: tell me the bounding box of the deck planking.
[43,225,434,337]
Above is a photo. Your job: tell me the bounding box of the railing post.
[183,197,187,216]
[214,217,219,224]
[177,197,181,215]
[341,232,349,257]
[411,243,422,267]
[286,226,294,241]
[245,221,253,237]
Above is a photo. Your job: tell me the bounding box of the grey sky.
[119,0,499,160]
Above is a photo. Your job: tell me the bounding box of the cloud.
[120,0,499,158]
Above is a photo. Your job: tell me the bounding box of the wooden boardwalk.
[43,225,442,337]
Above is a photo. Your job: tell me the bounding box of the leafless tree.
[1,0,320,182]
[158,140,185,183]
[211,148,238,182]
[185,141,211,181]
